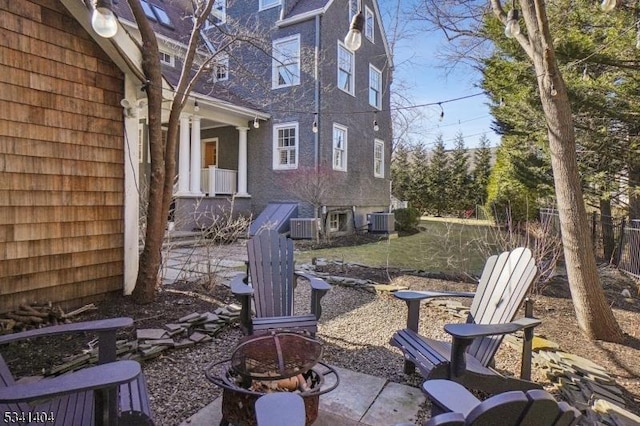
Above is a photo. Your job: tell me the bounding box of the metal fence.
[539,209,640,278]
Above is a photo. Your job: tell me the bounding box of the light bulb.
[601,0,616,12]
[253,117,260,129]
[312,120,318,133]
[344,12,364,51]
[91,1,118,38]
[373,119,379,132]
[550,85,558,96]
[194,100,200,112]
[504,9,520,39]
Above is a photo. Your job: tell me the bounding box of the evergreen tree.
[449,132,472,215]
[472,134,493,207]
[408,142,431,214]
[425,135,450,216]
[391,144,412,203]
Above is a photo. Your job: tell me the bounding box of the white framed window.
[328,212,347,232]
[260,0,281,11]
[159,51,174,66]
[365,6,374,42]
[349,0,358,21]
[374,139,384,178]
[273,122,298,169]
[337,42,354,95]
[205,0,226,27]
[140,0,156,21]
[272,35,300,88]
[213,54,228,81]
[333,124,348,171]
[369,64,382,109]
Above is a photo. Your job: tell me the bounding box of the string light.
[373,112,379,131]
[438,103,444,121]
[253,117,260,128]
[312,114,318,133]
[194,100,200,112]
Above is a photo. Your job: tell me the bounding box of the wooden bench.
[0,318,153,425]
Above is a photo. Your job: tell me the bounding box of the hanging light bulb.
[91,0,118,38]
[373,119,379,132]
[312,114,318,133]
[600,0,616,12]
[499,97,505,107]
[550,83,558,97]
[253,117,260,129]
[582,66,589,81]
[504,9,521,38]
[344,11,364,51]
[194,100,200,112]
[438,103,444,121]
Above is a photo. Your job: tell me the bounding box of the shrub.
[394,207,421,232]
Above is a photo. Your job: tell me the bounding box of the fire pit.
[205,332,339,426]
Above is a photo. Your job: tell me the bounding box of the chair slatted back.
[247,230,296,318]
[0,354,32,418]
[466,247,537,365]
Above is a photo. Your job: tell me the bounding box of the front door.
[203,138,218,168]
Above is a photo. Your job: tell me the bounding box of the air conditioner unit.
[368,213,395,233]
[290,218,318,239]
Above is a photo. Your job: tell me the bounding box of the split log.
[61,304,97,319]
[6,312,43,324]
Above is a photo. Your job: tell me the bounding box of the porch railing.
[200,166,237,196]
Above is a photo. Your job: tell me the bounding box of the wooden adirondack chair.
[0,317,153,426]
[390,247,542,394]
[422,380,582,426]
[231,229,331,335]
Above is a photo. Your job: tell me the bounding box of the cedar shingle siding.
[0,0,125,313]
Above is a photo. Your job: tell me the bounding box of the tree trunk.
[130,0,165,304]
[628,154,640,221]
[517,0,624,342]
[600,198,615,263]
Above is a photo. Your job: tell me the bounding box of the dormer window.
[260,0,280,11]
[213,55,229,81]
[140,0,156,21]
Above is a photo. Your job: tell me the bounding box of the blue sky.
[382,5,501,150]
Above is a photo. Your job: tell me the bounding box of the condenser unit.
[368,213,395,233]
[290,218,318,239]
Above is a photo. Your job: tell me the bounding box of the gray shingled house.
[115,0,394,236]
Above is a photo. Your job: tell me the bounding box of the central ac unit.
[290,218,318,239]
[368,213,395,233]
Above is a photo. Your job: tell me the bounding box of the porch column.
[190,115,203,195]
[176,115,190,195]
[236,126,250,197]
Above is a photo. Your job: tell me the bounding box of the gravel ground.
[142,277,495,426]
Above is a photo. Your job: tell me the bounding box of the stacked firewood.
[0,303,97,334]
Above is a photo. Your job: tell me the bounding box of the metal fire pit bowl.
[205,360,339,426]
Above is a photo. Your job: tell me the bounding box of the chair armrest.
[0,317,133,345]
[295,271,331,292]
[0,360,141,403]
[394,291,475,334]
[393,290,475,302]
[421,380,480,417]
[296,272,330,320]
[230,274,253,296]
[444,317,541,340]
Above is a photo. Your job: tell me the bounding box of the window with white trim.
[272,35,300,88]
[374,139,384,178]
[260,0,281,11]
[333,124,347,171]
[159,51,174,66]
[349,0,358,21]
[213,54,228,81]
[273,122,298,169]
[337,43,354,95]
[365,6,374,41]
[369,64,382,109]
[328,212,347,232]
[204,0,226,27]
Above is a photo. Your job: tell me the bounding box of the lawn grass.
[296,218,498,275]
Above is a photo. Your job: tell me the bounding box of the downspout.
[314,14,321,171]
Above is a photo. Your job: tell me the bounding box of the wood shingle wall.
[0,0,125,313]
